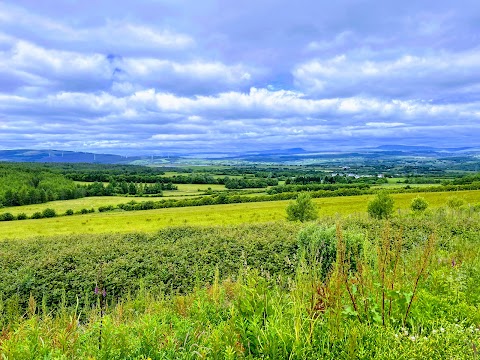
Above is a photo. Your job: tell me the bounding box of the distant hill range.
[0,146,479,165]
[0,150,135,164]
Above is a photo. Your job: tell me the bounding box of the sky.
[1,0,480,154]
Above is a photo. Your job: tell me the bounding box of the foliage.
[368,191,394,219]
[286,193,318,222]
[410,196,429,212]
[446,196,465,209]
[42,208,56,218]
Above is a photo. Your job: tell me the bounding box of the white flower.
[440,327,445,333]
[432,329,438,334]
[409,336,416,341]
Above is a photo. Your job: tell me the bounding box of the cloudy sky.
[1,0,480,154]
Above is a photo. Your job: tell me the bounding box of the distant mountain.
[1,146,480,165]
[0,150,134,164]
[374,145,473,152]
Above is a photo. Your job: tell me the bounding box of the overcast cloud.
[1,0,480,153]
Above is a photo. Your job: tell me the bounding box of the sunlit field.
[2,189,479,239]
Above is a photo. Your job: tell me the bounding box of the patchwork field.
[1,189,479,239]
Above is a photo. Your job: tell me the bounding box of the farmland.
[1,189,480,239]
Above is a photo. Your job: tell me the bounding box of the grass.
[0,184,229,217]
[165,183,226,195]
[0,196,165,216]
[2,189,480,239]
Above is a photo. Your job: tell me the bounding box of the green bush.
[410,196,429,212]
[367,191,394,219]
[446,196,464,209]
[286,193,318,222]
[0,212,14,221]
[98,205,115,212]
[30,212,43,219]
[42,208,57,218]
[297,224,363,278]
[79,208,94,214]
[65,209,74,216]
[16,213,27,220]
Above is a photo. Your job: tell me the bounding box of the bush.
[286,193,318,222]
[65,209,74,216]
[0,212,14,221]
[367,191,394,219]
[42,208,57,218]
[31,212,43,219]
[16,213,28,220]
[410,196,429,212]
[446,196,464,209]
[98,205,115,212]
[297,224,363,278]
[79,208,94,214]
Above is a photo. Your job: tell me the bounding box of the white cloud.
[293,50,480,99]
[0,2,194,52]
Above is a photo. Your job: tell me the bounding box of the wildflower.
[432,329,438,334]
[102,289,107,298]
[440,327,445,333]
[409,336,416,341]
[452,258,456,267]
[94,286,99,295]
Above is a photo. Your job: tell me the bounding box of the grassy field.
[164,183,226,195]
[1,189,479,239]
[0,184,231,217]
[0,196,166,216]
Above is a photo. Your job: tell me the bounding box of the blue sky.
[1,0,480,154]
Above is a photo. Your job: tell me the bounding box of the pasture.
[1,189,479,239]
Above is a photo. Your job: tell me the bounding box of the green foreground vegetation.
[1,208,480,358]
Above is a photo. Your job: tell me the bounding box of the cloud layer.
[1,0,480,153]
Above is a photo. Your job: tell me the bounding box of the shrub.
[65,209,74,216]
[297,224,363,278]
[446,196,464,209]
[410,196,429,212]
[31,212,44,219]
[286,193,318,222]
[16,213,28,220]
[0,212,14,221]
[98,205,115,212]
[79,208,94,214]
[367,191,394,219]
[42,208,57,218]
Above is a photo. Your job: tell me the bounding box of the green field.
[164,183,226,195]
[0,195,166,217]
[2,190,479,239]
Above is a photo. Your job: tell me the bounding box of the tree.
[367,191,394,219]
[410,196,428,212]
[286,193,318,222]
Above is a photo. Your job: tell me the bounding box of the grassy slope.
[1,190,480,239]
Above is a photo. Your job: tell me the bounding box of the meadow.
[1,189,480,239]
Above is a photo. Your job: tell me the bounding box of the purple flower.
[94,286,99,295]
[452,258,457,267]
[102,289,107,297]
